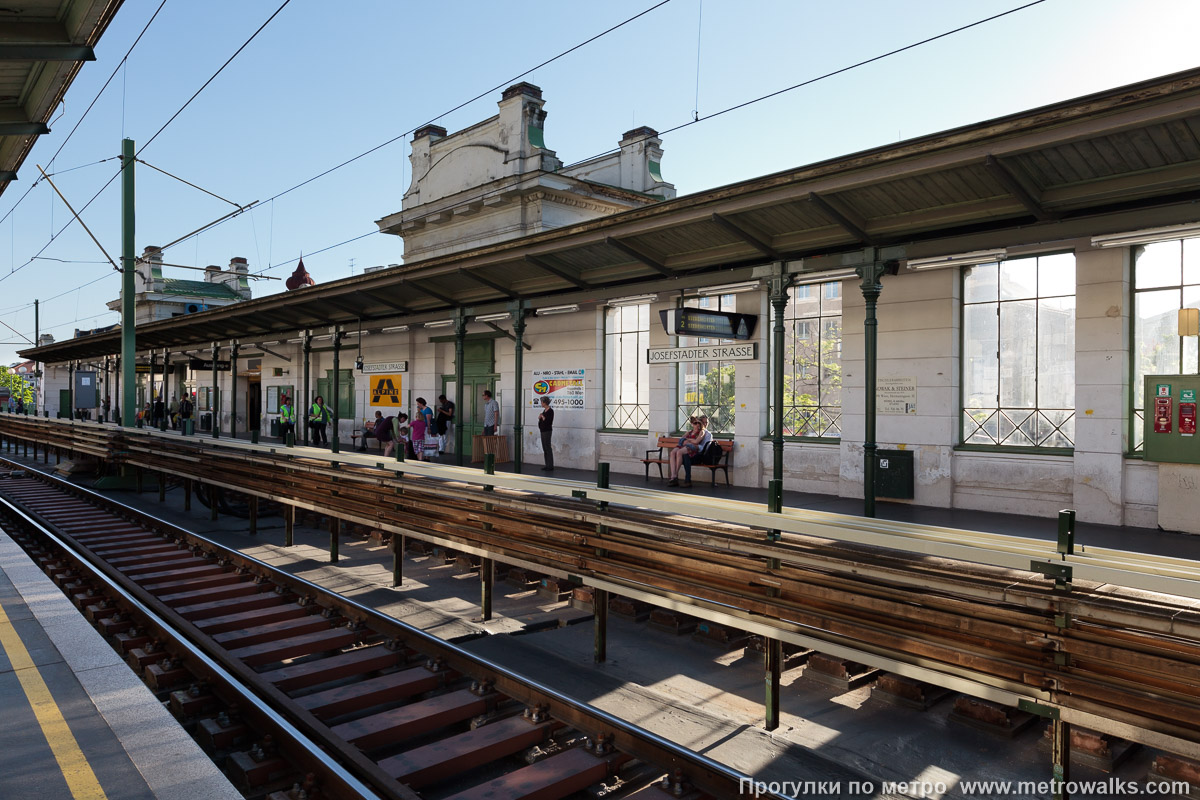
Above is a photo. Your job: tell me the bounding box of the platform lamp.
[1182,308,1200,373]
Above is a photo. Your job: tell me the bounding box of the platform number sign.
[369,374,403,408]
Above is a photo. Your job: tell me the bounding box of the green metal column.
[510,301,526,473]
[857,261,887,518]
[302,331,312,444]
[393,534,404,587]
[331,328,342,454]
[230,341,239,439]
[114,356,120,423]
[769,268,790,486]
[67,362,74,420]
[120,138,136,428]
[211,342,220,438]
[149,351,157,425]
[453,312,466,466]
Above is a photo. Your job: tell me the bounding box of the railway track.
[0,461,776,800]
[3,417,1200,762]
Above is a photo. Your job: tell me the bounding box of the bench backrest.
[656,435,733,452]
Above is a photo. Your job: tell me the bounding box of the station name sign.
[647,343,758,363]
[189,359,231,372]
[362,361,408,374]
[659,308,757,340]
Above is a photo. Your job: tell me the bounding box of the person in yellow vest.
[279,396,295,441]
[309,395,330,446]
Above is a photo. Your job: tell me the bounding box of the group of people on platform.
[261,387,555,469]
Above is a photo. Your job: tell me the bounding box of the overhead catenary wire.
[16,0,1047,331]
[159,0,675,256]
[0,0,292,288]
[0,0,169,230]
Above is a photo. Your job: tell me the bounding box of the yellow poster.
[369,373,403,409]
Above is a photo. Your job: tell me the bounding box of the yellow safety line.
[0,601,108,800]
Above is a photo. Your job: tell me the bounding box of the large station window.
[1132,238,1200,451]
[962,253,1076,449]
[603,303,650,431]
[677,294,737,435]
[779,280,842,438]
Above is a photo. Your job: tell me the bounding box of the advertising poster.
[369,373,404,410]
[530,368,585,409]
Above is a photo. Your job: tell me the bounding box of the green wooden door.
[316,370,355,423]
[445,339,496,442]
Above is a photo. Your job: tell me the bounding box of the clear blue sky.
[3,0,1199,365]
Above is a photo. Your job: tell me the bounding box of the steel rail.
[0,460,795,800]
[0,492,384,800]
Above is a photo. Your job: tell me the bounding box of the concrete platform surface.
[0,526,240,800]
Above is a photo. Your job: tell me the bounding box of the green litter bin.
[270,418,280,437]
[874,449,914,499]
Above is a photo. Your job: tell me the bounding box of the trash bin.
[270,418,280,438]
[182,419,195,436]
[874,449,914,499]
[200,413,212,432]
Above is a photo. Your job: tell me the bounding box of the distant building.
[377,82,675,262]
[105,246,253,324]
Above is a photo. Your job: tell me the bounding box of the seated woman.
[667,416,711,488]
[372,410,396,457]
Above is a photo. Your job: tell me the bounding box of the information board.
[878,376,918,415]
[659,308,757,340]
[1143,374,1200,464]
[530,369,585,409]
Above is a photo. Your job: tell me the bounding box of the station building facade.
[28,72,1200,534]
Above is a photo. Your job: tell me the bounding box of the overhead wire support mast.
[34,165,121,272]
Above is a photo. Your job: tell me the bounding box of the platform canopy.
[23,66,1200,363]
[0,0,123,199]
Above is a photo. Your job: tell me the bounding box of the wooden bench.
[642,436,733,486]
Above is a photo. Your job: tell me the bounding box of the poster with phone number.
[530,369,585,409]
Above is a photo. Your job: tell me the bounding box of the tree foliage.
[0,366,34,406]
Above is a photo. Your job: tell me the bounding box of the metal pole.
[114,356,120,423]
[481,453,495,620]
[67,362,74,420]
[330,516,340,563]
[34,299,40,416]
[211,342,220,438]
[149,350,157,423]
[453,311,466,466]
[1051,718,1071,800]
[230,341,239,439]
[303,331,312,445]
[162,348,170,428]
[510,301,526,473]
[120,139,136,427]
[393,534,403,587]
[857,260,886,518]
[331,328,342,453]
[770,269,789,487]
[594,463,610,663]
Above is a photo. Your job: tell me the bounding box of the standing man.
[309,395,329,446]
[538,396,554,471]
[482,389,499,436]
[435,394,455,454]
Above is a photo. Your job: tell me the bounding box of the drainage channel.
[0,459,775,800]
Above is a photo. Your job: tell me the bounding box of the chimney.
[618,127,673,197]
[498,82,559,171]
[137,245,164,292]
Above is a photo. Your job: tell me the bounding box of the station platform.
[0,526,240,800]
[117,423,1200,559]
